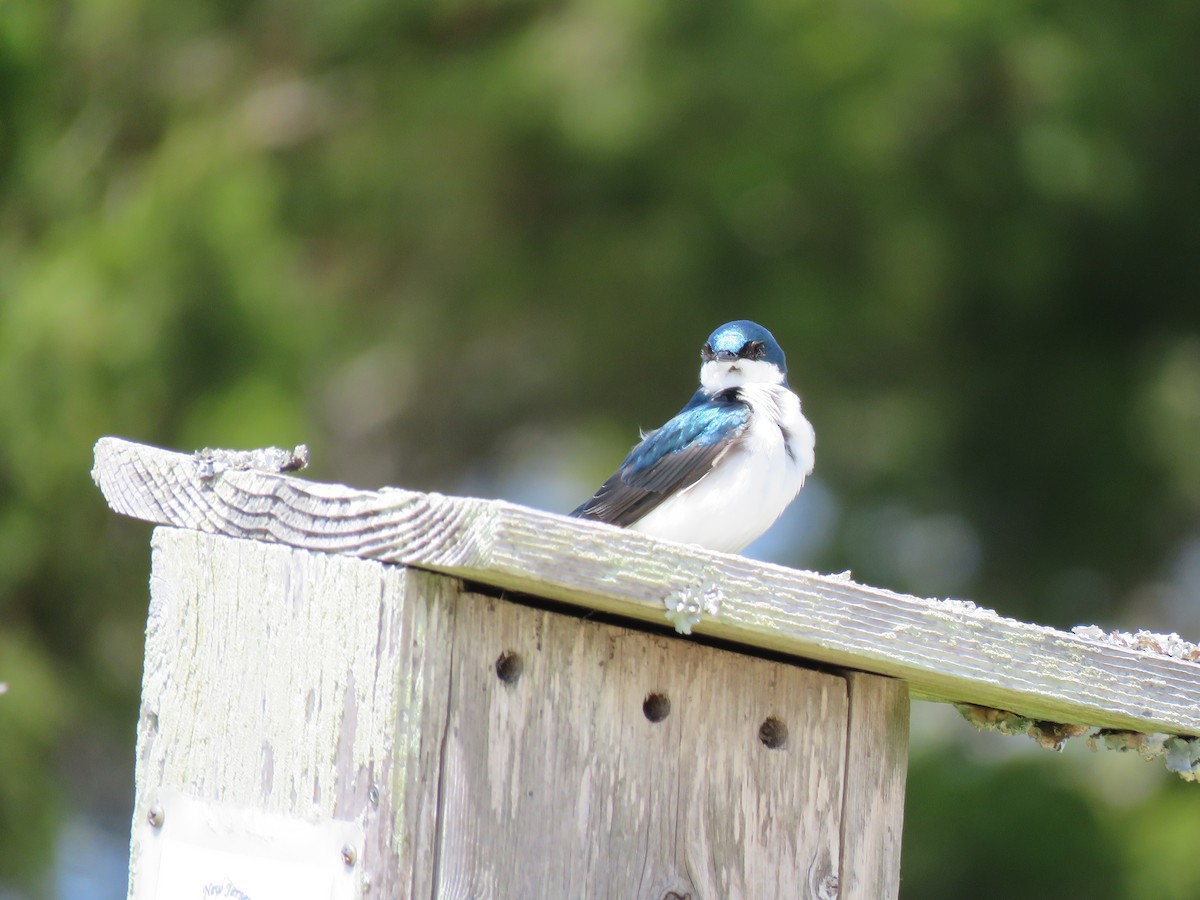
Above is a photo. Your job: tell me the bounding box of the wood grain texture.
[137,527,873,898]
[838,673,909,900]
[94,437,1200,737]
[133,527,456,899]
[436,591,846,899]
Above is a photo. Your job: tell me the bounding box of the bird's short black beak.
[714,349,737,362]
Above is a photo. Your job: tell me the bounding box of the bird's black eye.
[701,342,715,361]
[743,340,766,360]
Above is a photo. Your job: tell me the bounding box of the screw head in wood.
[368,784,380,807]
[147,805,164,828]
[341,843,357,867]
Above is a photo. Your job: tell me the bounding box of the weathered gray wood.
[93,437,1200,737]
[132,527,455,899]
[437,592,846,899]
[838,673,909,900]
[136,526,868,899]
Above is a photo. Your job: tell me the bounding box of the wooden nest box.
[92,438,1200,900]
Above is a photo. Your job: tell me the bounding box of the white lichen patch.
[1072,625,1200,663]
[1089,730,1200,782]
[193,445,310,481]
[1165,736,1200,780]
[937,597,1003,619]
[664,579,725,635]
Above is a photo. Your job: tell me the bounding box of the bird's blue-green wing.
[571,390,751,527]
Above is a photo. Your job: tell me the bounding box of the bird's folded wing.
[572,392,751,527]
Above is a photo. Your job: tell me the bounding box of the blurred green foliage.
[1,0,1199,895]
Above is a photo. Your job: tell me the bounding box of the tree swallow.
[572,320,815,553]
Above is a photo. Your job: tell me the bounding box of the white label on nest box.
[133,790,363,900]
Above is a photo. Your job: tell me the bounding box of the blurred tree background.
[2,0,1199,895]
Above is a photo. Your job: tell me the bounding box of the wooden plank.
[132,527,456,899]
[93,437,1200,737]
[436,590,847,899]
[838,673,909,900]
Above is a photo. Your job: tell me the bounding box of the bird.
[571,320,814,553]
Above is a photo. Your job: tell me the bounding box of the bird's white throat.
[700,358,786,393]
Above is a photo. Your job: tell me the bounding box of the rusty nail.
[147,805,164,828]
[341,843,357,867]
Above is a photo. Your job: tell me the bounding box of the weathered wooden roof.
[92,436,1200,738]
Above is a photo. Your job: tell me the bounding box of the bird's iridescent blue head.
[699,320,787,392]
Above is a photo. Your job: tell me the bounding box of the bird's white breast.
[629,384,815,553]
